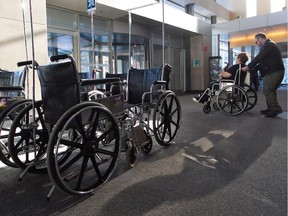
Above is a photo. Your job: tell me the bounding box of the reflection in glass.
[48,33,74,57]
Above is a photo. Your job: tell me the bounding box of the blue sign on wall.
[87,0,96,13]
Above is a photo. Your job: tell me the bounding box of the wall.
[257,0,270,15]
[189,35,212,91]
[0,0,48,99]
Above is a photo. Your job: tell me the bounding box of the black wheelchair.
[6,55,181,197]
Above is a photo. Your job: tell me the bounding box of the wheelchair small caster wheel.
[203,105,211,113]
[141,132,153,155]
[126,143,137,168]
[213,102,219,110]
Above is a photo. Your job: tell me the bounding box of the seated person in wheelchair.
[193,52,249,103]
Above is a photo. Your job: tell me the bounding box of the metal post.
[128,12,132,68]
[87,0,97,77]
[21,0,29,98]
[91,11,95,77]
[28,0,37,160]
[162,0,165,67]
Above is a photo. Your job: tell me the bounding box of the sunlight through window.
[271,0,286,12]
[246,0,257,17]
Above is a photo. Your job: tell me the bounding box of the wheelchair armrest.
[80,77,121,86]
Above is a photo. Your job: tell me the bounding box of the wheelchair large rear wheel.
[243,84,257,111]
[0,99,32,168]
[8,101,49,173]
[47,102,120,195]
[153,91,181,146]
[217,85,248,116]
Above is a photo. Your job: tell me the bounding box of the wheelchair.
[0,66,30,167]
[121,64,181,167]
[194,67,257,116]
[6,55,181,197]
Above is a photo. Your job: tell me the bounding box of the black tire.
[217,85,248,116]
[153,91,181,146]
[243,84,257,111]
[203,105,211,113]
[0,99,32,167]
[126,142,136,168]
[8,101,49,173]
[141,131,153,155]
[47,102,120,195]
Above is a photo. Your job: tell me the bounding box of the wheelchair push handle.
[50,54,75,63]
[17,60,39,67]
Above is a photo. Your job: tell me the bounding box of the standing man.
[242,32,285,117]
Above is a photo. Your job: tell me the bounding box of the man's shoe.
[274,110,283,114]
[260,109,270,114]
[264,110,278,117]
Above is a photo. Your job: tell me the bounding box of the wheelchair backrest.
[127,67,162,104]
[126,64,171,104]
[105,73,127,95]
[219,66,247,91]
[38,61,81,125]
[234,68,247,87]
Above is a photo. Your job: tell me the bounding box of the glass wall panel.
[48,33,74,57]
[79,15,110,35]
[219,40,228,68]
[112,33,149,73]
[47,8,78,29]
[80,32,110,78]
[112,44,147,73]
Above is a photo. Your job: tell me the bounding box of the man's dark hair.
[255,32,267,39]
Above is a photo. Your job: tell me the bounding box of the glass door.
[80,33,110,78]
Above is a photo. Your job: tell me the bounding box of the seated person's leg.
[192,81,219,103]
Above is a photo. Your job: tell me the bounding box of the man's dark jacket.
[248,39,284,75]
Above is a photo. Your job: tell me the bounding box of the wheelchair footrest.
[133,125,150,147]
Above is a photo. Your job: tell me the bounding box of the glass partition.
[48,32,74,57]
[80,33,110,78]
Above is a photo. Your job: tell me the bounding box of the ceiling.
[46,0,287,43]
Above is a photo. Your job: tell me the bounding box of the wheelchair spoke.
[60,138,83,149]
[75,116,88,141]
[76,156,89,190]
[96,126,114,143]
[59,152,82,173]
[90,110,100,139]
[90,156,104,182]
